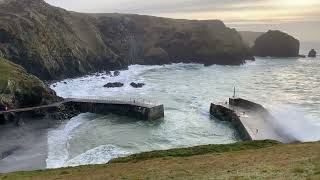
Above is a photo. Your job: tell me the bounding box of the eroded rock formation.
[308,49,317,58]
[252,30,300,57]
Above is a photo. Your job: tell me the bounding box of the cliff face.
[0,0,250,80]
[252,30,300,57]
[0,57,61,110]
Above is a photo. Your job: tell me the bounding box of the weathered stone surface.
[252,30,300,57]
[0,0,250,80]
[130,82,145,88]
[103,82,124,88]
[308,49,317,58]
[0,58,61,109]
[0,99,165,124]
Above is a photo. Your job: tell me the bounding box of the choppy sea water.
[48,52,320,168]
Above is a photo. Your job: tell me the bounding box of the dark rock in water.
[244,48,255,61]
[246,55,255,61]
[113,71,120,77]
[308,49,317,58]
[101,77,106,79]
[252,30,300,57]
[105,71,112,76]
[103,82,124,88]
[299,55,306,58]
[130,82,145,88]
[63,82,67,84]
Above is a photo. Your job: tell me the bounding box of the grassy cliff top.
[0,140,319,179]
[0,58,45,92]
[0,58,59,108]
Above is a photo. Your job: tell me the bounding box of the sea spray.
[64,145,131,167]
[46,113,93,168]
[270,105,320,142]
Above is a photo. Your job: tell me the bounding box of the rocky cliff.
[0,0,250,80]
[0,57,60,109]
[252,30,300,57]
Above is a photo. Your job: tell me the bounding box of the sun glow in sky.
[45,0,320,22]
[45,0,320,41]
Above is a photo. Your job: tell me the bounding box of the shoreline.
[0,118,61,173]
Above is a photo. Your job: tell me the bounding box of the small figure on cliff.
[256,129,259,134]
[5,105,8,111]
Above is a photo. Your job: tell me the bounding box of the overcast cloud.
[45,0,320,41]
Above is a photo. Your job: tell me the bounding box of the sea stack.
[308,49,317,58]
[252,30,300,57]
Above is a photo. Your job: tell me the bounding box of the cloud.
[45,0,320,23]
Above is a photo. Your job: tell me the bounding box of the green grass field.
[0,140,319,180]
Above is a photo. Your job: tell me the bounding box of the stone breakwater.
[210,98,298,143]
[0,99,164,124]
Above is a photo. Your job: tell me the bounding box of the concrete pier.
[210,98,296,143]
[0,99,164,123]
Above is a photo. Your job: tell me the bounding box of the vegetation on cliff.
[0,58,60,110]
[0,140,319,179]
[0,0,251,80]
[252,30,300,57]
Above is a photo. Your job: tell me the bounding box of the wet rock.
[308,49,317,58]
[63,82,67,84]
[113,71,120,77]
[299,55,306,58]
[103,82,124,88]
[130,82,145,88]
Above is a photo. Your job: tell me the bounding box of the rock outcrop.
[252,30,300,57]
[0,58,61,110]
[0,0,250,80]
[308,49,317,58]
[103,82,124,88]
[130,82,145,88]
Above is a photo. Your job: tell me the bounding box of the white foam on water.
[50,64,170,99]
[50,63,201,99]
[46,114,89,168]
[270,105,320,142]
[64,145,131,167]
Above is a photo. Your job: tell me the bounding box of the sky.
[45,0,320,42]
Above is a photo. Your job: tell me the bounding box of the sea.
[43,42,320,168]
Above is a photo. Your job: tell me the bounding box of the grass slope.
[0,140,319,179]
[0,58,59,109]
